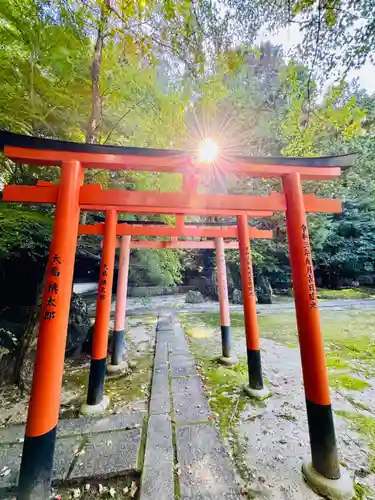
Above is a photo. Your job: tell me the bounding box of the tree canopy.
[1,0,375,298]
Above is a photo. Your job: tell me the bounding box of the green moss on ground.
[317,288,375,300]
[336,411,375,473]
[354,482,374,500]
[197,359,248,437]
[63,368,90,390]
[106,351,153,408]
[325,356,349,370]
[61,314,156,418]
[179,318,248,437]
[329,373,370,391]
[185,310,375,380]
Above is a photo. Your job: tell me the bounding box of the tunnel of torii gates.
[78,218,273,378]
[0,130,356,499]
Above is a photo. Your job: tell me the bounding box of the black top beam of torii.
[0,130,356,169]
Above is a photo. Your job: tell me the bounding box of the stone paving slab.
[150,367,171,415]
[0,436,82,490]
[154,339,169,358]
[172,377,212,424]
[176,424,242,500]
[169,328,191,355]
[140,414,174,500]
[169,338,190,355]
[90,413,144,434]
[58,418,92,437]
[69,428,142,479]
[153,354,169,369]
[169,352,194,366]
[151,367,169,394]
[0,412,144,444]
[154,338,170,368]
[156,328,175,341]
[0,442,24,490]
[171,358,197,378]
[149,393,171,415]
[0,412,145,490]
[156,315,173,331]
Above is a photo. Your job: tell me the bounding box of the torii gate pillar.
[81,209,117,415]
[215,237,236,366]
[107,234,131,373]
[283,173,353,498]
[18,161,82,499]
[237,215,270,400]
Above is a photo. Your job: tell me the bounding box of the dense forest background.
[1,0,375,310]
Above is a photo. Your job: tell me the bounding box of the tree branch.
[304,1,323,132]
[102,99,147,145]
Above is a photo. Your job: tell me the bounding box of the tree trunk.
[85,6,105,145]
[13,276,45,391]
[81,3,107,226]
[13,7,108,389]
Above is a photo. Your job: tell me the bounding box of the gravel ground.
[232,337,375,499]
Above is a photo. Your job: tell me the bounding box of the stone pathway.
[140,314,242,500]
[0,413,144,495]
[0,314,241,499]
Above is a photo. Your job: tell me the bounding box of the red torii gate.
[78,219,273,386]
[0,130,355,500]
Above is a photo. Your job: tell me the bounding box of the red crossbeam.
[79,223,272,239]
[3,184,58,203]
[128,240,240,249]
[2,183,342,215]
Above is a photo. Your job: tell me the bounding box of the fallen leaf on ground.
[240,486,249,496]
[0,466,11,477]
[130,481,137,498]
